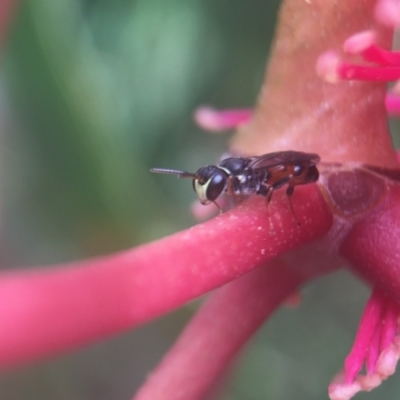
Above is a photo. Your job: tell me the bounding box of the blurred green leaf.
[4,2,400,400]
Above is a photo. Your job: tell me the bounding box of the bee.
[150,151,320,219]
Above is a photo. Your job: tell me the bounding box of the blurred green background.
[0,1,399,399]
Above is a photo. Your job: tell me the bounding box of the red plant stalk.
[1,1,400,400]
[0,191,331,370]
[134,260,309,400]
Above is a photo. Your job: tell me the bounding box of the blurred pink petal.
[375,0,400,27]
[194,107,252,131]
[385,92,400,114]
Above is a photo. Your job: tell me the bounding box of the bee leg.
[226,175,235,195]
[233,195,243,206]
[265,187,274,204]
[213,200,223,214]
[286,185,300,226]
[256,186,275,232]
[263,187,274,233]
[226,176,243,207]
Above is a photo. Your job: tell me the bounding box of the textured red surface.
[341,182,400,301]
[0,186,332,369]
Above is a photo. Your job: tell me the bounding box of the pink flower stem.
[0,188,332,369]
[133,259,308,400]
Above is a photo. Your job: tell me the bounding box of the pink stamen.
[194,107,252,131]
[317,50,400,84]
[343,31,376,55]
[380,303,398,350]
[357,373,381,391]
[375,343,399,376]
[329,380,361,400]
[365,320,382,374]
[319,27,400,90]
[344,31,400,66]
[344,289,384,383]
[338,63,400,81]
[329,292,400,400]
[361,45,400,66]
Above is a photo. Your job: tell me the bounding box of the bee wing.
[248,151,320,170]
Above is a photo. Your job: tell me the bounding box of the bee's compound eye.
[205,171,227,201]
[192,166,228,204]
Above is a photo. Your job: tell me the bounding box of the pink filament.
[344,289,384,383]
[361,45,400,66]
[338,64,400,81]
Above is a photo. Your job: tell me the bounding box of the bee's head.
[193,166,229,204]
[150,165,229,206]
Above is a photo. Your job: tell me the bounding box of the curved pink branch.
[134,258,312,400]
[0,186,332,369]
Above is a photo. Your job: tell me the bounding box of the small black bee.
[150,151,320,214]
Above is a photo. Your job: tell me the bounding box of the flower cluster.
[329,289,400,400]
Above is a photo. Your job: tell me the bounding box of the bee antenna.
[150,168,198,179]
